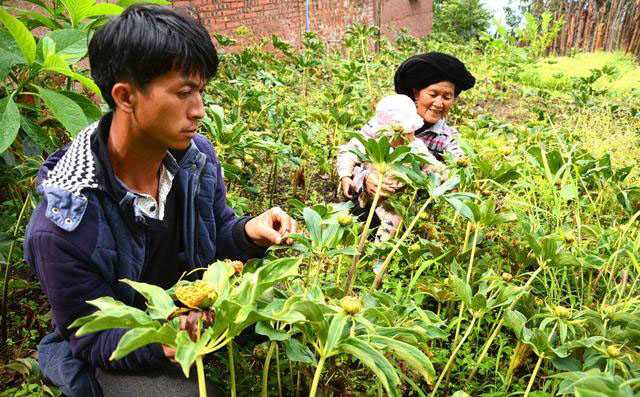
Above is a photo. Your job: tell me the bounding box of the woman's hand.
[341,177,355,199]
[365,167,401,197]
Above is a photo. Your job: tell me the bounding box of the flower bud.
[337,213,353,226]
[606,345,621,358]
[340,296,363,315]
[553,305,571,319]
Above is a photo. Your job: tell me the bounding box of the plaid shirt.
[415,119,465,161]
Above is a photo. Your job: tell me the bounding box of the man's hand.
[162,311,214,362]
[245,207,297,247]
[365,167,401,197]
[341,177,355,199]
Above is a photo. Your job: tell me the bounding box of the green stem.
[524,354,544,397]
[228,340,236,397]
[196,356,207,397]
[262,341,276,397]
[1,193,30,344]
[429,316,477,397]
[453,226,480,344]
[345,174,384,295]
[467,264,544,381]
[276,343,283,397]
[371,197,434,290]
[308,356,326,397]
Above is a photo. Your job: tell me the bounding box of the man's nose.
[190,93,205,120]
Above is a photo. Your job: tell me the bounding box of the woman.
[360,51,476,198]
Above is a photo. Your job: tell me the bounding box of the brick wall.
[171,0,432,47]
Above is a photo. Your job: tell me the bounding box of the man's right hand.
[162,311,214,362]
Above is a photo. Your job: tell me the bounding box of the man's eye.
[178,90,191,97]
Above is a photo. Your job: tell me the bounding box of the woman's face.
[414,81,456,124]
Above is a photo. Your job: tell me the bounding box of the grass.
[519,51,640,94]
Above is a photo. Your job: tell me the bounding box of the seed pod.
[340,296,363,315]
[337,213,353,226]
[553,305,571,318]
[501,272,513,282]
[606,345,621,358]
[175,280,218,309]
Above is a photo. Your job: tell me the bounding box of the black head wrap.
[394,52,475,99]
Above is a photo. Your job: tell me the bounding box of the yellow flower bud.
[553,305,571,319]
[501,272,513,282]
[340,296,363,315]
[337,213,353,226]
[606,345,621,358]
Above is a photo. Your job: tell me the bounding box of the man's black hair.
[89,5,218,108]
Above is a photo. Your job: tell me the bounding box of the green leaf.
[42,54,101,95]
[61,90,102,122]
[255,321,289,341]
[338,337,401,397]
[110,322,177,360]
[302,207,322,243]
[120,279,176,320]
[284,338,316,366]
[20,114,55,152]
[0,8,36,64]
[371,335,435,385]
[83,3,123,19]
[449,275,472,306]
[174,331,198,377]
[257,257,300,287]
[40,36,55,60]
[117,0,170,7]
[202,260,235,295]
[504,309,527,338]
[46,29,88,63]
[323,312,348,355]
[0,95,21,153]
[175,327,213,377]
[559,183,578,201]
[74,310,157,336]
[37,85,87,137]
[470,293,487,314]
[0,29,26,76]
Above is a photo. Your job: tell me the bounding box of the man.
[24,5,296,396]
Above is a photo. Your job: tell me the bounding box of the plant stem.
[524,354,544,397]
[467,264,544,381]
[429,316,477,397]
[276,343,283,397]
[308,356,326,397]
[344,174,384,295]
[228,340,236,397]
[262,341,276,397]
[1,194,30,344]
[453,225,480,343]
[196,356,207,397]
[371,197,434,290]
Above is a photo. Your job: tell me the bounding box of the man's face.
[130,69,206,150]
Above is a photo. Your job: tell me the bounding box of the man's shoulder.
[26,193,102,258]
[192,133,220,165]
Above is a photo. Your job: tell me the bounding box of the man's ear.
[111,82,137,113]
